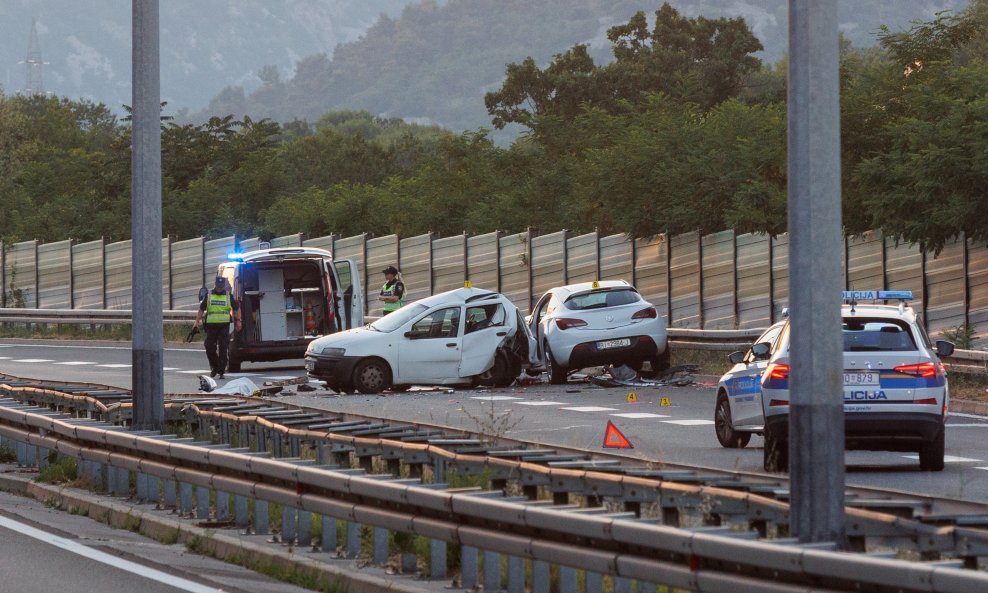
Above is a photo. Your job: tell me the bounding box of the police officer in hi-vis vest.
[194,276,242,378]
[379,266,405,315]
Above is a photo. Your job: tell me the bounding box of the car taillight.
[555,318,588,330]
[632,306,657,319]
[769,399,790,406]
[767,363,790,379]
[894,362,937,377]
[913,398,939,405]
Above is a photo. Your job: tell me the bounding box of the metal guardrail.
[1,375,987,592]
[0,308,195,325]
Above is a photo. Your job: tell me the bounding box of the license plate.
[305,360,315,371]
[597,338,631,350]
[843,371,879,386]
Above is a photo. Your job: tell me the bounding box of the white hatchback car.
[305,287,539,393]
[529,281,669,384]
[760,291,954,472]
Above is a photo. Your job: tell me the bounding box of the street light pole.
[787,0,846,544]
[131,0,164,431]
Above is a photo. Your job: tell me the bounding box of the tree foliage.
[1,4,986,254]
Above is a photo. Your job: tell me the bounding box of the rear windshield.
[842,318,917,351]
[565,288,641,310]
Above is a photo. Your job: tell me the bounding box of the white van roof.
[236,247,332,263]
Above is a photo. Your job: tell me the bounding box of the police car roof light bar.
[841,290,913,302]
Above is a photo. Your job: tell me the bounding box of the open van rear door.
[333,259,364,329]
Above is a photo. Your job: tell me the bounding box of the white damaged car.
[304,287,539,393]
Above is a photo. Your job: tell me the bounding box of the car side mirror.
[404,330,422,339]
[935,340,955,357]
[198,287,209,302]
[728,351,745,365]
[751,342,772,359]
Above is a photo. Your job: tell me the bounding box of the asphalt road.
[2,339,988,502]
[0,489,313,593]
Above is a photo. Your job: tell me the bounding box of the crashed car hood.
[308,326,379,352]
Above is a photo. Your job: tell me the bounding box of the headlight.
[318,346,346,357]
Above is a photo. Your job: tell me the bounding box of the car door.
[460,303,509,376]
[731,323,785,426]
[529,292,553,360]
[398,306,462,382]
[332,259,364,330]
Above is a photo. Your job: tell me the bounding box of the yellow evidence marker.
[627,391,638,403]
[659,397,672,407]
[464,280,473,288]
[592,281,600,288]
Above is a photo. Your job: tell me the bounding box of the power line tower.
[19,18,49,95]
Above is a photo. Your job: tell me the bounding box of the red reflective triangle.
[602,420,633,449]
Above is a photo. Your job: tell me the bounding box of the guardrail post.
[282,506,297,544]
[289,437,301,458]
[532,560,549,593]
[195,485,210,519]
[234,495,249,528]
[507,555,524,593]
[272,432,283,457]
[37,447,49,470]
[345,521,360,559]
[483,550,500,591]
[298,510,312,547]
[321,515,337,552]
[430,539,446,579]
[373,527,388,564]
[179,482,193,515]
[215,491,229,521]
[585,571,603,593]
[91,462,106,491]
[161,478,175,508]
[15,441,28,466]
[433,457,447,483]
[239,425,249,449]
[254,499,269,535]
[113,467,129,497]
[136,472,148,502]
[558,567,577,592]
[461,546,478,589]
[147,475,160,506]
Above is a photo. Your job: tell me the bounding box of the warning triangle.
[603,420,633,449]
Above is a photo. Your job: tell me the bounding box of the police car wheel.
[763,428,789,473]
[715,394,751,449]
[919,423,945,472]
[353,358,391,394]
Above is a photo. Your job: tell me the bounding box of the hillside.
[198,0,969,138]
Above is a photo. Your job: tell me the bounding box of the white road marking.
[163,367,180,371]
[54,361,96,366]
[262,376,297,380]
[949,412,988,420]
[563,406,619,412]
[661,419,715,426]
[176,370,212,375]
[0,343,202,353]
[610,413,670,419]
[11,359,54,363]
[901,454,983,463]
[97,364,131,368]
[516,401,568,406]
[0,515,225,593]
[0,356,11,360]
[976,467,988,471]
[222,372,260,377]
[471,395,521,401]
[946,424,988,428]
[511,424,593,434]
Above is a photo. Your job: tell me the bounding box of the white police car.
[714,321,787,448]
[760,291,954,472]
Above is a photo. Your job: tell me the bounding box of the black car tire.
[352,358,391,394]
[919,422,946,471]
[478,350,515,388]
[651,346,671,374]
[715,393,751,449]
[763,426,789,473]
[546,345,568,385]
[388,384,411,392]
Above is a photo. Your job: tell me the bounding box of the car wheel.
[763,426,789,473]
[478,350,515,388]
[651,346,671,374]
[919,422,945,471]
[715,393,751,449]
[352,358,391,394]
[545,345,568,385]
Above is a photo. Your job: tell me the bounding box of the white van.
[213,247,363,371]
